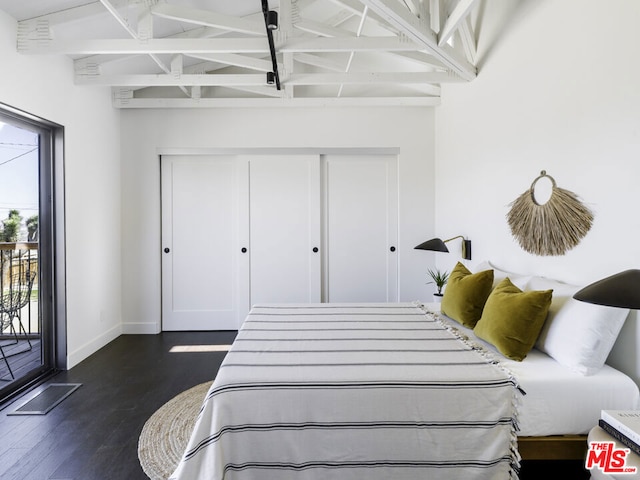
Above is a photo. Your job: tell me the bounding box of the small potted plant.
[427,268,449,302]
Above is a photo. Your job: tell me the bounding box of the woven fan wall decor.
[506,171,594,256]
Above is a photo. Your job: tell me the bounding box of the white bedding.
[171,303,520,480]
[433,305,640,437]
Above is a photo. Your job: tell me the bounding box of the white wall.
[0,10,122,368]
[435,0,640,381]
[120,107,436,333]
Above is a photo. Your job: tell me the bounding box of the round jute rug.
[138,381,212,480]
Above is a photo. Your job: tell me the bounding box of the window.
[0,103,65,402]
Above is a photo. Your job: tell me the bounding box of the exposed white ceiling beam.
[112,96,441,109]
[150,3,265,36]
[430,0,442,34]
[357,0,476,80]
[99,0,188,96]
[291,71,454,85]
[19,36,422,55]
[185,53,274,72]
[404,0,422,16]
[183,61,224,74]
[137,5,153,41]
[438,0,479,47]
[279,0,295,98]
[77,71,460,87]
[294,17,443,69]
[294,53,348,72]
[407,83,441,96]
[324,9,357,28]
[74,5,259,70]
[223,86,286,98]
[329,0,400,35]
[171,54,183,76]
[294,19,352,37]
[14,0,478,108]
[283,36,420,53]
[394,51,445,69]
[458,17,477,65]
[338,5,369,97]
[99,0,136,37]
[22,0,127,25]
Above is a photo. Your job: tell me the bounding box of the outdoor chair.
[0,270,36,380]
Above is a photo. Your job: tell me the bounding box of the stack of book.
[600,410,640,456]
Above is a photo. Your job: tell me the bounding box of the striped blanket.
[170,303,521,480]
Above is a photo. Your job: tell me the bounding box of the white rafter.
[438,0,479,47]
[150,3,265,36]
[295,53,348,72]
[99,0,189,96]
[78,71,460,87]
[19,37,423,55]
[294,19,352,37]
[99,0,136,37]
[458,16,477,65]
[430,0,442,34]
[293,16,443,69]
[27,0,128,25]
[185,53,274,72]
[338,5,369,97]
[357,0,476,80]
[10,0,486,108]
[112,96,441,108]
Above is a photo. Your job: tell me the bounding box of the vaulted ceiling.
[1,0,484,108]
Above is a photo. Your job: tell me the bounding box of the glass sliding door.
[0,104,63,402]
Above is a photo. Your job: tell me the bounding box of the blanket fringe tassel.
[415,302,523,479]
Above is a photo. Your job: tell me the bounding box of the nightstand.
[588,426,640,479]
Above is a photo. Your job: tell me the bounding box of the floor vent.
[8,383,82,415]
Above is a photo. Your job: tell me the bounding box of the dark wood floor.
[0,331,237,480]
[0,331,590,480]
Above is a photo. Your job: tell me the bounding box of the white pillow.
[529,276,630,375]
[474,260,530,290]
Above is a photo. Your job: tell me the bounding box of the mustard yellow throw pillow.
[474,278,553,361]
[441,262,494,328]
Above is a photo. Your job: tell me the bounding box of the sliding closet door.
[324,154,398,302]
[246,155,321,306]
[161,155,245,330]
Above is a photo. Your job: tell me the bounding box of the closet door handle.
[312,247,319,253]
[241,247,247,253]
[390,246,396,252]
[164,247,170,253]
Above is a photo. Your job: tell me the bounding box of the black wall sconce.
[414,235,472,260]
[262,0,281,90]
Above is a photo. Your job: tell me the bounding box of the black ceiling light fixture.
[266,72,276,85]
[262,0,281,90]
[266,10,279,30]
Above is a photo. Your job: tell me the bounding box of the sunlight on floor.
[169,345,232,353]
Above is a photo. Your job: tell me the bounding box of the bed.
[169,263,640,480]
[437,309,639,459]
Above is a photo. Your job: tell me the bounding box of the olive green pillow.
[474,278,553,361]
[441,262,494,328]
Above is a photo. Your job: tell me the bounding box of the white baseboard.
[67,324,122,369]
[122,321,161,335]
